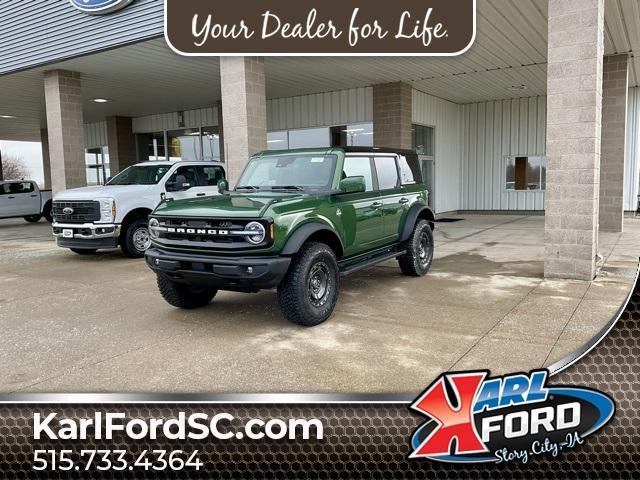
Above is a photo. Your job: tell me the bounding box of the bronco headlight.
[149,218,160,239]
[246,221,266,245]
[97,198,116,223]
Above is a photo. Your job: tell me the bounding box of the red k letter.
[411,372,488,457]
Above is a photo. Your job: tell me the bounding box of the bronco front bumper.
[145,247,291,292]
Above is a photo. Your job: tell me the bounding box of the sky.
[0,140,44,186]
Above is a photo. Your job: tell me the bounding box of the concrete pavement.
[0,214,638,393]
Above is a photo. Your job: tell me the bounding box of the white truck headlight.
[246,221,266,245]
[97,198,116,223]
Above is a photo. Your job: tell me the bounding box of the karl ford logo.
[409,370,615,464]
[69,0,135,15]
[62,207,75,215]
[165,0,476,56]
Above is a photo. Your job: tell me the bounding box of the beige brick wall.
[544,0,604,281]
[106,116,137,175]
[373,82,412,150]
[220,57,267,186]
[40,129,51,190]
[599,54,629,232]
[44,70,86,194]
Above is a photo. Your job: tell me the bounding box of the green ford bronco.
[145,147,435,326]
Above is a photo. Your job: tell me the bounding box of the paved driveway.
[0,215,637,393]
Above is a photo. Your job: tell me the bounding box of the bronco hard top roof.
[255,147,417,157]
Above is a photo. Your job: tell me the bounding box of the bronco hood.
[153,191,305,218]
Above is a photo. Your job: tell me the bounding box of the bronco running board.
[339,249,406,277]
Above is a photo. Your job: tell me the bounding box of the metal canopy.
[0,0,638,142]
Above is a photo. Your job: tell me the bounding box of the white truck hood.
[53,184,154,201]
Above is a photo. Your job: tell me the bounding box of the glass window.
[374,157,400,190]
[85,147,109,186]
[412,124,434,156]
[505,156,545,191]
[342,156,374,192]
[398,155,422,185]
[201,126,221,161]
[11,181,35,194]
[167,165,201,187]
[345,123,374,147]
[288,128,330,149]
[0,183,11,195]
[200,165,226,186]
[107,164,171,185]
[267,131,289,150]
[168,128,201,161]
[136,132,166,161]
[237,155,337,191]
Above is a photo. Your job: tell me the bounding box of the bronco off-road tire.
[277,242,339,327]
[157,274,217,309]
[70,248,98,255]
[120,218,150,258]
[398,219,434,277]
[23,215,42,223]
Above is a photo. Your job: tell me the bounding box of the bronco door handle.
[196,192,206,197]
[371,201,383,209]
[399,197,409,204]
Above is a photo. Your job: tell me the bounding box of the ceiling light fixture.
[0,115,16,119]
[92,98,111,103]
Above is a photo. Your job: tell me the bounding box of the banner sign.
[164,0,476,56]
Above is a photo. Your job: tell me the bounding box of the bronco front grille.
[53,201,101,223]
[150,217,271,249]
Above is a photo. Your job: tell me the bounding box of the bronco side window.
[342,156,374,192]
[374,157,400,190]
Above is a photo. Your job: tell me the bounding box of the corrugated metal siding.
[266,88,372,131]
[624,87,640,211]
[412,90,463,214]
[461,96,547,211]
[132,107,218,133]
[84,121,107,148]
[0,0,163,75]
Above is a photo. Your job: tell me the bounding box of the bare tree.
[0,151,30,180]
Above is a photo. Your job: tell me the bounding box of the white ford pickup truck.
[52,161,225,257]
[0,180,53,223]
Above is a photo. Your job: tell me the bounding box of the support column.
[43,70,85,194]
[40,129,51,190]
[373,82,413,150]
[219,57,267,185]
[599,54,629,232]
[215,100,225,162]
[106,116,137,174]
[544,0,604,281]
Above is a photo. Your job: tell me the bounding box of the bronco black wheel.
[277,242,339,326]
[398,219,434,277]
[157,274,217,309]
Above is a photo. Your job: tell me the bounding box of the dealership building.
[0,0,639,282]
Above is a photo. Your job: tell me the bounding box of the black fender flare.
[400,205,435,242]
[281,222,344,257]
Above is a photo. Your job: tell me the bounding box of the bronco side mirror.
[339,176,366,194]
[217,179,229,194]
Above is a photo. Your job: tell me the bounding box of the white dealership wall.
[80,86,640,215]
[460,96,547,211]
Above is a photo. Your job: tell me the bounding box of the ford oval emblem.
[63,207,75,215]
[69,0,135,15]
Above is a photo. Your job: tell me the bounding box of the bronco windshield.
[107,165,171,185]
[236,155,337,192]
